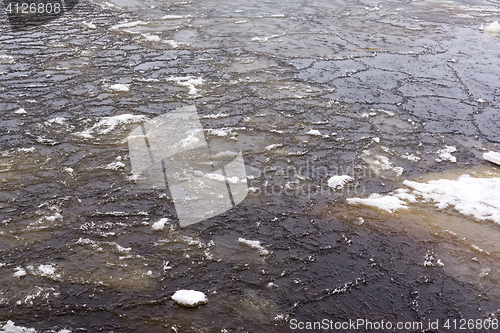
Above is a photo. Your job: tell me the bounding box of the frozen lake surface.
[1,0,500,331]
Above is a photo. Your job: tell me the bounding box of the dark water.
[1,0,500,331]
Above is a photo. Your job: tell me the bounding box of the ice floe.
[346,193,408,213]
[484,21,500,34]
[105,83,130,92]
[327,175,354,190]
[167,76,203,96]
[0,321,36,333]
[360,150,404,179]
[401,152,421,162]
[201,113,229,119]
[162,14,193,20]
[75,114,147,138]
[152,218,169,230]
[110,20,149,31]
[104,157,125,171]
[404,175,500,223]
[13,267,26,278]
[80,21,96,29]
[46,117,67,126]
[483,151,500,165]
[27,264,61,280]
[238,238,269,255]
[436,146,457,163]
[138,34,187,48]
[306,129,329,138]
[423,251,444,267]
[172,290,207,307]
[265,143,283,151]
[0,54,15,64]
[347,174,500,224]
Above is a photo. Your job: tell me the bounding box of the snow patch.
[404,175,500,224]
[105,161,125,170]
[105,83,130,92]
[483,151,500,166]
[327,175,354,190]
[361,150,404,179]
[346,193,408,213]
[172,290,207,307]
[436,146,457,163]
[80,21,96,29]
[167,76,203,96]
[202,113,229,119]
[0,321,36,333]
[13,267,26,278]
[0,54,15,64]
[152,218,169,230]
[484,21,500,34]
[401,153,420,162]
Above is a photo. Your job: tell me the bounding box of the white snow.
[37,264,57,277]
[202,113,229,119]
[172,290,207,307]
[0,54,15,64]
[13,267,26,278]
[167,76,203,96]
[80,21,96,29]
[404,175,500,224]
[424,252,444,267]
[265,143,283,151]
[17,147,35,153]
[393,188,417,203]
[75,114,147,138]
[110,20,149,31]
[306,129,321,136]
[401,153,420,162]
[152,218,169,230]
[483,151,500,166]
[162,40,183,48]
[0,321,36,333]
[306,129,329,138]
[205,127,245,138]
[238,238,269,255]
[211,151,238,159]
[436,146,457,163]
[162,14,192,19]
[179,130,201,148]
[44,212,63,222]
[484,21,500,34]
[346,173,500,224]
[14,108,27,114]
[140,33,161,42]
[254,34,282,42]
[361,150,404,179]
[327,175,354,190]
[346,193,408,213]
[46,117,66,125]
[202,172,242,184]
[104,161,125,170]
[106,83,130,92]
